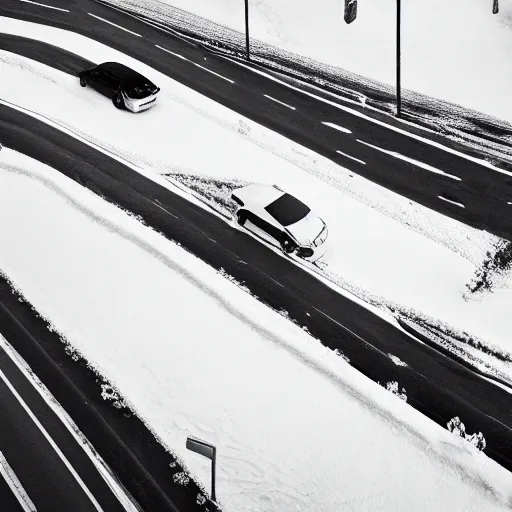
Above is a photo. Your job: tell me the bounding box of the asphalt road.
[2,99,512,476]
[2,0,512,494]
[0,336,128,512]
[2,0,512,241]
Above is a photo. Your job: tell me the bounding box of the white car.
[231,184,328,261]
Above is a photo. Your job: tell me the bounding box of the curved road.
[2,0,512,240]
[2,98,512,475]
[2,0,512,496]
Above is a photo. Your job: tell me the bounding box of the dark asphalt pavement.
[2,0,512,240]
[2,102,512,474]
[0,337,128,512]
[1,0,512,497]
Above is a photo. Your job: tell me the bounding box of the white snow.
[1,147,512,512]
[1,17,512,365]
[133,0,512,123]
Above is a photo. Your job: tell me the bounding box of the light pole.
[244,0,250,60]
[396,0,402,117]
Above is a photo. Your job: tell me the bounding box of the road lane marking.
[438,195,465,208]
[263,94,296,110]
[336,150,366,165]
[0,335,140,512]
[155,45,234,83]
[322,122,352,134]
[223,57,512,177]
[19,0,69,11]
[153,199,179,219]
[0,367,105,511]
[87,13,142,37]
[0,452,37,512]
[357,139,462,181]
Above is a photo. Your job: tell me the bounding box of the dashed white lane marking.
[224,56,512,177]
[152,199,179,219]
[0,337,140,512]
[155,45,234,83]
[0,367,105,511]
[357,139,462,181]
[336,150,366,165]
[263,94,296,111]
[87,13,142,37]
[0,452,37,512]
[438,196,465,208]
[19,0,69,11]
[322,122,352,134]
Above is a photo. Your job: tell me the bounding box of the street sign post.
[186,437,217,502]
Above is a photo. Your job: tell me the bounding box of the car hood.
[286,212,325,247]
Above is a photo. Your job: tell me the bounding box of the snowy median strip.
[155,44,234,83]
[263,94,296,110]
[19,0,69,12]
[1,147,511,512]
[357,139,462,181]
[87,13,142,37]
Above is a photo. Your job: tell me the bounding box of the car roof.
[237,184,284,206]
[96,62,148,82]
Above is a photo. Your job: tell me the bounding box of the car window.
[265,193,311,227]
[124,81,157,99]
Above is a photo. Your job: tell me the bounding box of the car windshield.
[265,193,311,226]
[124,81,156,99]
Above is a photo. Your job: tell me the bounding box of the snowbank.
[126,0,512,123]
[1,17,512,365]
[1,146,511,512]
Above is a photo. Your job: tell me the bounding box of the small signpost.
[186,437,217,502]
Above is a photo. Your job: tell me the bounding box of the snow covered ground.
[2,146,512,512]
[115,0,512,124]
[1,17,512,379]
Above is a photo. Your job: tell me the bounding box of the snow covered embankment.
[1,16,512,379]
[1,147,512,512]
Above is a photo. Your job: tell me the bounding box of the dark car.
[79,62,160,112]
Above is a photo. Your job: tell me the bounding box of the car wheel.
[79,77,87,87]
[113,93,125,110]
[280,235,297,254]
[236,210,248,226]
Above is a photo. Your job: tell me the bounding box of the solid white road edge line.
[0,451,37,512]
[0,335,140,512]
[322,122,352,134]
[224,57,512,177]
[155,45,234,83]
[336,150,366,165]
[263,94,296,110]
[357,139,462,181]
[87,13,142,37]
[19,0,69,12]
[438,196,465,208]
[0,365,105,511]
